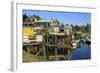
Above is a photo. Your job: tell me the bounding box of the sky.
[23,10,91,26]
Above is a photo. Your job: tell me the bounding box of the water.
[71,42,91,60]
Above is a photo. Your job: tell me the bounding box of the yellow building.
[23,27,36,42]
[23,27,34,36]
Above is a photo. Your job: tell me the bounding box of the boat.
[71,40,80,49]
[85,39,91,46]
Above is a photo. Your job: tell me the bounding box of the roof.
[64,25,72,29]
[49,32,65,35]
[35,20,53,22]
[23,21,34,24]
[54,25,60,27]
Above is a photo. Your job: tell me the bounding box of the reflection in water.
[71,43,91,60]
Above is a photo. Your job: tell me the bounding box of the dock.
[23,33,75,61]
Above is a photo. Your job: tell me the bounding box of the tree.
[86,24,91,33]
[71,24,74,31]
[66,24,69,26]
[23,14,28,21]
[74,25,80,31]
[55,19,60,25]
[80,24,91,33]
[32,15,41,21]
[81,25,86,32]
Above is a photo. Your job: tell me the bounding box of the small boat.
[72,42,77,49]
[71,40,80,49]
[85,40,91,46]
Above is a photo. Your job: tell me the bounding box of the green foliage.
[23,14,28,21]
[55,19,60,25]
[71,24,91,33]
[23,14,41,21]
[32,15,41,21]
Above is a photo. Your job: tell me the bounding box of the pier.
[23,33,76,61]
[22,19,83,62]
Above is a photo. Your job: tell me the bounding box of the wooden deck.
[23,33,73,61]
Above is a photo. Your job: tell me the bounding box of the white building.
[64,25,72,35]
[53,25,60,32]
[33,20,58,27]
[33,19,59,32]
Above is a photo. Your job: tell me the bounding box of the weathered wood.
[23,42,41,46]
[55,48,58,61]
[43,46,46,61]
[67,49,71,60]
[35,48,43,56]
[23,33,73,61]
[46,38,49,60]
[49,55,65,58]
[42,33,73,61]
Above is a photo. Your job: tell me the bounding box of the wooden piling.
[67,49,71,60]
[55,48,58,61]
[43,46,46,61]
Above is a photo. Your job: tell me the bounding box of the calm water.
[71,43,91,60]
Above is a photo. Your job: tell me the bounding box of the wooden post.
[46,38,49,60]
[55,48,57,61]
[54,35,57,61]
[43,46,46,61]
[67,49,71,60]
[27,46,30,53]
[43,35,46,61]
